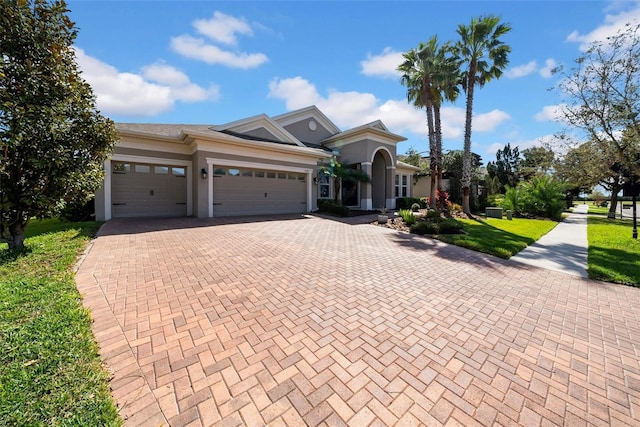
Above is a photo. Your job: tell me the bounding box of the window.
[319,171,330,198]
[213,167,226,175]
[267,172,276,179]
[154,166,168,174]
[171,167,185,177]
[297,174,306,182]
[241,170,252,177]
[395,174,409,197]
[255,171,265,178]
[395,175,400,197]
[277,172,286,179]
[134,164,150,173]
[288,173,297,180]
[113,163,130,174]
[228,168,240,176]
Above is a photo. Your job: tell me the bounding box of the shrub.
[409,217,462,235]
[398,209,416,225]
[487,194,505,207]
[435,189,451,211]
[410,221,440,235]
[318,200,350,216]
[410,203,421,212]
[502,185,524,216]
[426,209,441,220]
[438,218,463,234]
[396,197,426,210]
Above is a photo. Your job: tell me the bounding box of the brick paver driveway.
[76,215,640,426]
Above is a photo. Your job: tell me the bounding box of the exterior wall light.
[201,168,208,180]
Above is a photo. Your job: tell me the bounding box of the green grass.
[587,206,610,215]
[588,217,640,286]
[0,219,121,426]
[436,217,558,259]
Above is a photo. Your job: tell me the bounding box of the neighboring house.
[94,105,420,220]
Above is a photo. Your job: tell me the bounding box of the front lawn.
[587,206,610,215]
[0,219,121,426]
[588,217,640,286]
[436,217,558,259]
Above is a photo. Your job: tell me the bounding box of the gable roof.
[322,119,406,145]
[272,105,341,135]
[211,113,304,147]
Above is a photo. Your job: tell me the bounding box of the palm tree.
[455,15,511,213]
[430,43,460,190]
[398,37,449,209]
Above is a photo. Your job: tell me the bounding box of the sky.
[66,0,640,163]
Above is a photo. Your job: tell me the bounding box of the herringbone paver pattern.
[75,215,640,426]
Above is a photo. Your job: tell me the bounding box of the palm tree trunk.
[426,104,437,210]
[462,70,476,214]
[434,104,443,191]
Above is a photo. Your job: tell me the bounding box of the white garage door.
[212,167,307,216]
[111,161,188,218]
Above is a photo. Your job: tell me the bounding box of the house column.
[361,162,372,210]
[387,166,396,210]
[307,170,313,212]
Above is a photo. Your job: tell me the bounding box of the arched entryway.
[371,149,392,210]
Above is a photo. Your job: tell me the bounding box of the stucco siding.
[283,119,333,144]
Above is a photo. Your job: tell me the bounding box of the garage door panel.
[212,170,306,216]
[112,162,187,218]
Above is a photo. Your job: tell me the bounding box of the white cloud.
[171,35,267,69]
[141,63,220,102]
[473,110,511,131]
[268,76,509,140]
[506,61,537,78]
[172,11,268,69]
[539,58,558,78]
[193,11,252,46]
[75,48,219,116]
[360,47,404,78]
[535,104,566,122]
[567,3,640,50]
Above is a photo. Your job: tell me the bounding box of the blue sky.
[67,0,640,162]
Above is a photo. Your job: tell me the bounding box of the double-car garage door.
[111,161,307,218]
[111,161,187,218]
[212,166,307,216]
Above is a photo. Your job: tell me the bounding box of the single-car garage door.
[212,167,306,216]
[111,161,187,218]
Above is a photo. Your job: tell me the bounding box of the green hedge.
[396,197,427,210]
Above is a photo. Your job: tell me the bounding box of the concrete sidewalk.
[510,204,589,278]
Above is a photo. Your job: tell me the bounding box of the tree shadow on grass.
[0,219,99,266]
[589,245,640,286]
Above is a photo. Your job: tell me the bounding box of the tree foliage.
[455,15,511,213]
[443,150,483,208]
[398,37,459,209]
[486,143,521,193]
[554,22,640,182]
[0,0,117,250]
[521,146,555,180]
[554,139,625,218]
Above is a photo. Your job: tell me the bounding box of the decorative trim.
[371,147,395,167]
